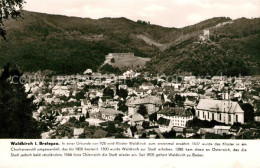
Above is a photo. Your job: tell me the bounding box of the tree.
[0,0,24,40]
[190,107,196,116]
[76,91,86,100]
[118,89,128,100]
[137,104,148,116]
[0,63,42,138]
[83,85,89,92]
[163,129,176,139]
[110,58,115,63]
[103,87,114,98]
[114,114,124,122]
[240,103,255,122]
[118,100,128,112]
[142,121,150,128]
[86,112,90,118]
[39,109,59,131]
[79,115,86,122]
[161,93,165,102]
[186,117,224,128]
[175,94,185,107]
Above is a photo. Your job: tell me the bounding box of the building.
[100,108,124,121]
[73,128,84,138]
[184,99,197,109]
[83,69,93,75]
[157,107,193,132]
[108,53,135,59]
[81,99,92,114]
[52,85,70,97]
[199,29,210,41]
[157,117,173,133]
[196,99,244,124]
[130,113,144,126]
[126,96,163,116]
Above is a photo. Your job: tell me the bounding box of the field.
[104,55,151,71]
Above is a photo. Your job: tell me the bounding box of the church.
[195,88,244,125]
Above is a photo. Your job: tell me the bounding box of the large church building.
[196,99,244,125]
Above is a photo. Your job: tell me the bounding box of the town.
[23,64,260,139]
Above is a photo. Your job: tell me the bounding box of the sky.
[24,0,260,28]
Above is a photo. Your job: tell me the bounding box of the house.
[197,128,215,135]
[130,113,144,126]
[100,108,124,121]
[139,82,155,90]
[85,118,104,126]
[52,85,70,97]
[83,69,93,75]
[213,126,231,135]
[133,88,145,97]
[184,99,197,109]
[234,82,246,91]
[196,99,244,124]
[157,107,193,129]
[89,106,100,115]
[254,112,260,122]
[211,76,227,83]
[157,117,173,133]
[185,128,197,138]
[229,126,243,136]
[120,123,132,138]
[183,76,196,82]
[81,99,92,114]
[73,128,84,138]
[126,96,163,116]
[197,126,232,136]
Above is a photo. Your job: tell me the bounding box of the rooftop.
[157,117,171,126]
[158,107,193,117]
[197,99,244,113]
[126,96,162,106]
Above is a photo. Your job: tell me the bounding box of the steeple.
[222,83,230,100]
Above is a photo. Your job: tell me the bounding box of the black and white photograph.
[0,0,260,141]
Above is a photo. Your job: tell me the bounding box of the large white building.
[157,107,194,132]
[196,99,244,125]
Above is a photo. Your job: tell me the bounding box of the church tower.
[222,83,230,100]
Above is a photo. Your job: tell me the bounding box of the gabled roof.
[157,117,171,126]
[184,99,196,106]
[82,99,90,105]
[100,108,124,116]
[213,126,231,130]
[158,107,193,117]
[197,99,244,113]
[126,96,162,106]
[131,113,144,122]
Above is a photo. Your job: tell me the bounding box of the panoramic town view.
[18,64,260,139]
[0,0,259,140]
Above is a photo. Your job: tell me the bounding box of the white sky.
[24,0,260,28]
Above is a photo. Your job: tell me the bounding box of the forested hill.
[0,11,259,75]
[147,18,260,76]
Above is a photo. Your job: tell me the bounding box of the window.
[219,114,221,121]
[208,112,209,119]
[203,112,204,118]
[212,113,214,120]
[229,115,231,122]
[198,111,200,117]
[236,115,238,122]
